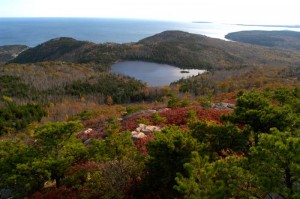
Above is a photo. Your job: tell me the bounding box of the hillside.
[0,62,148,104]
[11,31,300,70]
[225,30,300,50]
[1,30,300,199]
[0,45,28,64]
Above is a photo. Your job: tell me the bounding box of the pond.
[110,61,206,87]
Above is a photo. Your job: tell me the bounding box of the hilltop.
[11,31,300,70]
[225,30,300,50]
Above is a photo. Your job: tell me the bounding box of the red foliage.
[121,106,232,131]
[159,108,188,126]
[76,129,104,141]
[121,115,154,131]
[195,108,231,124]
[134,135,154,155]
[65,161,102,176]
[29,186,78,199]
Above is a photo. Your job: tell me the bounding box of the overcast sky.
[0,0,298,25]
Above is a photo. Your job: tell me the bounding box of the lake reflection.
[111,61,206,86]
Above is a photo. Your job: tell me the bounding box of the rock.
[84,139,92,145]
[84,128,93,134]
[146,125,161,132]
[213,103,235,110]
[145,110,157,114]
[131,131,139,136]
[138,123,146,129]
[130,123,161,139]
[158,108,170,112]
[141,128,152,135]
[0,189,13,199]
[135,127,142,132]
[132,132,146,139]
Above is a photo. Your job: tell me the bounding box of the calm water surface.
[111,61,206,86]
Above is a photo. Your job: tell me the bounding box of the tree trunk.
[285,167,293,196]
[56,177,61,188]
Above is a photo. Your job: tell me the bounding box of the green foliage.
[66,74,147,103]
[186,110,199,125]
[137,117,151,125]
[222,91,297,143]
[125,104,145,116]
[152,112,167,124]
[70,110,97,121]
[35,121,83,149]
[175,152,254,199]
[89,131,140,162]
[0,102,46,135]
[167,96,191,108]
[190,121,250,157]
[167,96,181,108]
[249,128,300,198]
[144,126,199,198]
[0,140,49,198]
[198,96,212,108]
[0,75,32,98]
[34,121,86,187]
[80,159,144,199]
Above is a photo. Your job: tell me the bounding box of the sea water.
[1,18,300,47]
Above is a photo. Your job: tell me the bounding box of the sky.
[0,0,299,25]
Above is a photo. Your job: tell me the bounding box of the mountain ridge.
[10,31,300,70]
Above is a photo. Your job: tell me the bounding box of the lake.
[111,61,206,87]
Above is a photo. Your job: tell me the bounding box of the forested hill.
[225,30,300,50]
[11,31,300,70]
[11,37,96,63]
[0,45,28,64]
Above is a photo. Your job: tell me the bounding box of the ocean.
[1,18,300,47]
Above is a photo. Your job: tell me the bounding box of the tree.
[174,151,255,199]
[143,126,199,198]
[222,92,296,144]
[250,128,300,198]
[105,96,113,105]
[0,140,49,197]
[34,121,85,187]
[0,101,46,135]
[190,121,250,157]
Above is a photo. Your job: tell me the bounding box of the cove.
[111,61,206,87]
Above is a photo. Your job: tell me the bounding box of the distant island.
[192,21,212,24]
[225,30,300,50]
[234,23,300,28]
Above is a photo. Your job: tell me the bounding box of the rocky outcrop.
[212,102,235,110]
[131,123,161,140]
